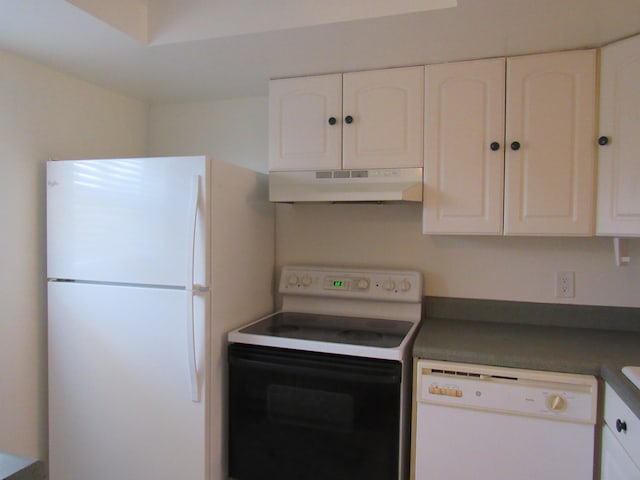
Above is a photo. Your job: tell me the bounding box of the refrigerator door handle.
[186,293,200,402]
[186,174,200,291]
[186,174,201,403]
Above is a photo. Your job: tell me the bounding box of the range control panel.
[279,266,423,302]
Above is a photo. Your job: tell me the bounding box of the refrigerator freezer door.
[48,281,209,480]
[46,156,208,287]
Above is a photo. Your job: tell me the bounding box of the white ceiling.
[1,0,639,104]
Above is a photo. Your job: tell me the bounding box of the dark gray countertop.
[0,453,45,480]
[413,297,640,418]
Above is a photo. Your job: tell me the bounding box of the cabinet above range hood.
[269,168,422,203]
[268,66,425,203]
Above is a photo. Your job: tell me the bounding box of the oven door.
[228,343,402,480]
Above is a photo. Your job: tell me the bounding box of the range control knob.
[398,280,412,292]
[547,394,567,412]
[357,278,370,290]
[301,275,312,287]
[382,279,396,291]
[287,273,299,286]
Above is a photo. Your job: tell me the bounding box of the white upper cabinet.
[269,74,342,171]
[597,34,640,237]
[423,50,597,236]
[504,50,597,236]
[342,67,424,170]
[269,66,424,171]
[423,58,506,234]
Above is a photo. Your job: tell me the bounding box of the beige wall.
[148,97,268,173]
[149,97,640,309]
[0,48,147,459]
[276,203,640,307]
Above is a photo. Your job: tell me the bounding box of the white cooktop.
[228,265,423,361]
[622,366,640,390]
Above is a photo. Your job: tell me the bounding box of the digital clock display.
[325,277,350,290]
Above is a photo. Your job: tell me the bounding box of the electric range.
[227,265,423,480]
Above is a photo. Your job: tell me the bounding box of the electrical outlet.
[555,271,575,298]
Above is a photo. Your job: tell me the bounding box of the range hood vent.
[269,168,423,203]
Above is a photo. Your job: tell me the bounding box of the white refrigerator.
[46,156,274,480]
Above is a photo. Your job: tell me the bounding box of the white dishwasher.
[413,360,598,480]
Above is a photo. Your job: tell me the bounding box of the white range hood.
[269,167,423,203]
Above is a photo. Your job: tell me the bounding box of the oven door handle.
[228,355,401,384]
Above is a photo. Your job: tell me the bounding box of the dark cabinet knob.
[598,136,609,146]
[490,142,501,151]
[328,117,337,125]
[510,141,521,151]
[344,115,354,124]
[616,419,627,433]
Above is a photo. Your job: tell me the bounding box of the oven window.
[228,344,402,480]
[267,384,354,432]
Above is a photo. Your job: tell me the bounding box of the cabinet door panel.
[504,50,596,235]
[601,426,640,480]
[597,34,640,236]
[423,58,505,234]
[343,66,424,169]
[269,74,342,171]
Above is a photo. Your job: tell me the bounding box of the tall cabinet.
[505,50,596,235]
[423,50,597,236]
[269,66,424,171]
[423,58,506,234]
[596,34,640,237]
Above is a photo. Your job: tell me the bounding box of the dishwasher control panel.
[428,386,463,397]
[417,360,598,424]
